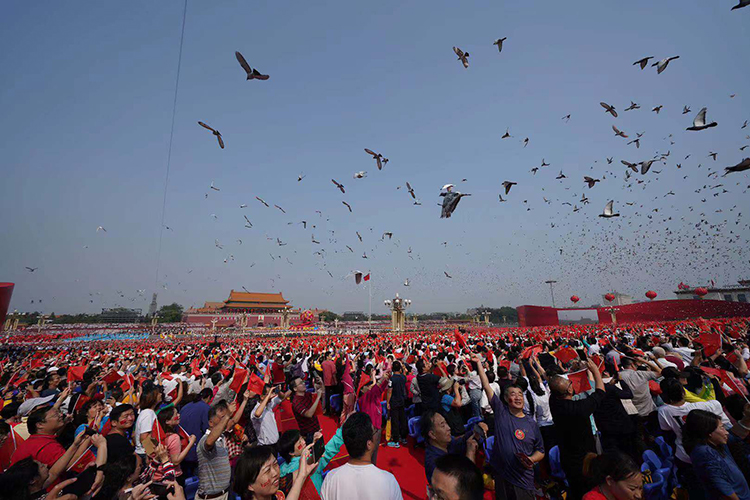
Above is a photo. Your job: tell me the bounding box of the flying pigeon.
[502,181,517,195]
[652,56,679,74]
[198,121,224,149]
[640,160,657,175]
[612,125,628,138]
[353,171,367,179]
[96,226,107,232]
[682,106,691,115]
[364,148,385,170]
[498,194,507,202]
[600,102,618,117]
[606,157,613,164]
[239,204,247,208]
[453,47,469,68]
[724,158,750,175]
[234,51,269,81]
[599,200,620,218]
[732,0,749,11]
[502,128,511,139]
[541,159,550,167]
[633,56,654,69]
[256,196,269,207]
[274,205,286,213]
[244,215,253,227]
[383,232,393,240]
[444,271,452,278]
[25,267,37,272]
[439,184,471,218]
[210,181,220,191]
[404,279,410,286]
[686,108,718,131]
[406,182,416,199]
[652,105,663,114]
[556,171,566,180]
[298,174,306,182]
[342,201,352,212]
[493,37,507,52]
[584,176,600,188]
[624,101,640,111]
[332,179,345,193]
[628,138,641,148]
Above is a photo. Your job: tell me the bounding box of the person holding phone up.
[472,352,545,500]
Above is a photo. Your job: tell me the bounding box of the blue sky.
[1,1,748,315]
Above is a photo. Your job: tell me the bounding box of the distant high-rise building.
[148,293,158,317]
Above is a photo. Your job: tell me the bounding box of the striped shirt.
[196,431,231,495]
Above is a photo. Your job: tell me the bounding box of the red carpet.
[274,401,428,500]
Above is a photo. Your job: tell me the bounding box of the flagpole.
[368,277,372,330]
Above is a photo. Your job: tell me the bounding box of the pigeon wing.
[235,51,252,76]
[198,121,215,133]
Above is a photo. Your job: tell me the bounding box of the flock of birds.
[18,4,750,313]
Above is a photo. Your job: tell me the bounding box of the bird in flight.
[682,106,691,115]
[274,205,286,213]
[353,171,367,179]
[364,148,386,170]
[96,226,107,233]
[297,174,306,182]
[453,47,469,68]
[25,267,38,272]
[235,51,269,81]
[498,194,507,202]
[502,128,511,139]
[256,196,269,207]
[733,0,750,10]
[406,182,416,199]
[210,181,220,191]
[556,171,567,180]
[493,37,507,52]
[624,101,640,111]
[612,125,628,138]
[502,181,517,195]
[724,158,750,175]
[600,102,618,117]
[584,176,600,188]
[686,108,718,131]
[562,114,571,122]
[439,184,471,218]
[599,200,620,218]
[652,56,680,74]
[332,179,345,194]
[342,201,352,212]
[444,271,453,278]
[652,105,663,114]
[633,56,654,69]
[244,215,253,227]
[198,121,224,149]
[628,138,641,148]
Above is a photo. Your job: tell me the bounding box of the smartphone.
[308,438,325,464]
[83,426,98,437]
[62,466,98,497]
[576,349,587,361]
[472,424,486,442]
[150,482,176,499]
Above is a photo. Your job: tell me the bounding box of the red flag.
[553,347,578,364]
[454,331,468,350]
[363,273,370,282]
[567,369,591,394]
[246,373,265,395]
[67,365,87,382]
[695,331,721,357]
[521,345,542,359]
[102,370,123,385]
[230,368,248,394]
[357,374,371,396]
[152,419,168,445]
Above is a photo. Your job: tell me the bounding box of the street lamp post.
[384,294,411,332]
[545,280,557,308]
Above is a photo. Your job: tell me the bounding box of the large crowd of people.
[0,316,749,500]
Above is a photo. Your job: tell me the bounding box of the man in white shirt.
[657,377,731,463]
[672,338,695,364]
[250,385,291,445]
[651,347,677,369]
[321,412,402,500]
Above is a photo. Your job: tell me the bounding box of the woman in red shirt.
[583,451,643,500]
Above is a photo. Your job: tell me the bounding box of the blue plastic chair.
[654,436,674,466]
[642,449,671,484]
[329,394,342,413]
[408,416,423,444]
[464,415,482,433]
[548,446,568,486]
[483,435,495,464]
[644,472,665,500]
[184,476,199,500]
[405,404,415,420]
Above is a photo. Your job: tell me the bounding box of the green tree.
[320,311,341,322]
[157,303,184,323]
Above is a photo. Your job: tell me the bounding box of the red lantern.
[604,293,615,302]
[695,287,708,298]
[645,290,657,300]
[570,295,580,304]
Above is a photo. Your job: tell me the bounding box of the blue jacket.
[279,428,344,492]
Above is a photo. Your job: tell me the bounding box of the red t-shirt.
[11,434,66,467]
[292,393,321,435]
[582,486,608,500]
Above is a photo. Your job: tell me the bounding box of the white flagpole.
[368,275,372,329]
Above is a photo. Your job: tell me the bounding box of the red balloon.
[645,290,657,300]
[604,293,615,302]
[570,295,580,303]
[695,287,708,297]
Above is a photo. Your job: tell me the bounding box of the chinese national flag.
[553,347,578,365]
[363,273,370,282]
[152,419,168,445]
[246,373,265,395]
[568,369,591,394]
[67,365,88,382]
[521,345,543,359]
[102,370,123,385]
[695,331,721,357]
[230,368,248,394]
[454,331,468,350]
